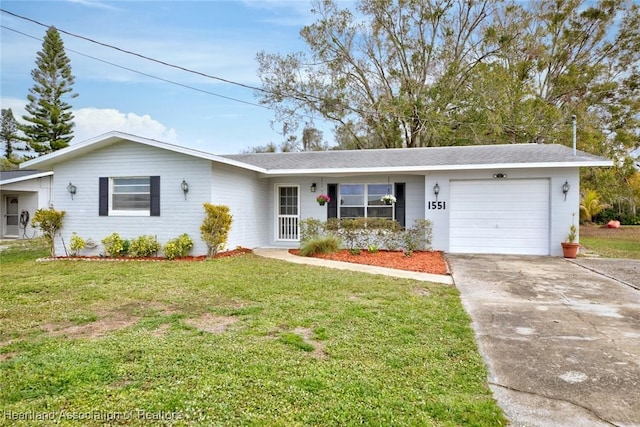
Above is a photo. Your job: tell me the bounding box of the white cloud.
[0,98,177,145]
[66,0,119,11]
[73,108,178,143]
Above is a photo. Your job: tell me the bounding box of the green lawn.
[580,225,640,259]
[0,240,505,426]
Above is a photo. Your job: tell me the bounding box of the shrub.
[300,218,324,243]
[200,203,232,258]
[299,235,341,257]
[580,189,609,223]
[163,233,194,260]
[129,235,161,257]
[101,232,128,258]
[299,217,431,253]
[31,208,66,257]
[69,232,85,256]
[400,219,433,253]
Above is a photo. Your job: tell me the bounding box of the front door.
[276,186,299,241]
[3,196,19,237]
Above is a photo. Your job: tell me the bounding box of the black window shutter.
[150,176,160,216]
[394,182,406,228]
[99,177,108,216]
[327,184,338,218]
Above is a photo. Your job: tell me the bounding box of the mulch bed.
[289,249,449,275]
[37,248,252,262]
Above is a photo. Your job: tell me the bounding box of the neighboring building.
[0,170,53,239]
[20,131,612,257]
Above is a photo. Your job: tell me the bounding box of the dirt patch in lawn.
[43,313,140,339]
[294,327,327,359]
[289,249,449,275]
[0,351,19,362]
[184,313,238,334]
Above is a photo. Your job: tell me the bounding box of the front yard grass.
[0,240,505,426]
[580,225,640,259]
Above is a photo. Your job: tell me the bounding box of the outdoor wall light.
[562,181,570,201]
[433,182,440,201]
[181,179,189,200]
[311,182,317,193]
[67,182,77,200]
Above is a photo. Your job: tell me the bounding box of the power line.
[0,8,270,95]
[1,25,270,109]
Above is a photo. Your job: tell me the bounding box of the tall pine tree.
[20,26,77,155]
[1,108,19,160]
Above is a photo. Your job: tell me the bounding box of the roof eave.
[0,171,54,185]
[257,160,614,176]
[19,131,267,174]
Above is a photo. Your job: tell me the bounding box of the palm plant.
[580,189,609,223]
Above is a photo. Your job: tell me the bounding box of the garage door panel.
[449,218,549,229]
[449,179,550,255]
[450,227,548,239]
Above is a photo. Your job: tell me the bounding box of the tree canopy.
[20,26,78,155]
[256,0,639,157]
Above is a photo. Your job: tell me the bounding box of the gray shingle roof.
[222,143,609,172]
[0,170,46,182]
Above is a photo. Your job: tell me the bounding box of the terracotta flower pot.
[561,242,579,258]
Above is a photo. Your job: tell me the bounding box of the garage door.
[449,179,550,255]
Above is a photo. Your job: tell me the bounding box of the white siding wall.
[211,163,269,249]
[52,141,213,256]
[265,175,425,247]
[425,168,580,256]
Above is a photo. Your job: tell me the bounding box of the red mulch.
[289,249,449,275]
[41,248,253,262]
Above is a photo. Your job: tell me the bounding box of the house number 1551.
[428,201,446,210]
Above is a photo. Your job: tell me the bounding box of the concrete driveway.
[447,254,640,427]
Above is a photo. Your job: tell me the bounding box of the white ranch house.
[18,131,611,257]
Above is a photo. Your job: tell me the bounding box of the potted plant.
[380,194,396,205]
[316,194,330,206]
[561,223,579,258]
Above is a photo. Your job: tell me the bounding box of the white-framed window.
[339,184,393,219]
[100,176,160,217]
[110,177,151,215]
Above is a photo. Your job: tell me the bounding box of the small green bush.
[101,233,129,258]
[69,232,85,256]
[299,236,341,257]
[128,235,161,257]
[300,218,324,243]
[401,219,433,252]
[31,208,66,257]
[163,233,194,260]
[200,204,232,258]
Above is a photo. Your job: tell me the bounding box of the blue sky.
[0,0,333,154]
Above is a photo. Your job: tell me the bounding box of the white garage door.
[449,179,550,255]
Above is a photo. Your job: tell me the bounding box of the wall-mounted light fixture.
[493,173,507,179]
[67,182,77,200]
[310,182,317,193]
[433,182,440,201]
[181,179,189,200]
[562,181,570,201]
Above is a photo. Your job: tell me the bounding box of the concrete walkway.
[253,248,454,285]
[448,254,640,427]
